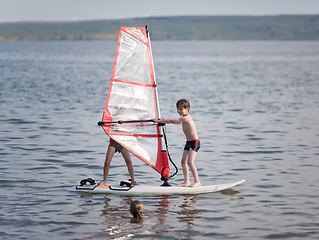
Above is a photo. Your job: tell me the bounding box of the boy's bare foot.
[99,180,108,186]
[177,182,190,187]
[189,182,201,187]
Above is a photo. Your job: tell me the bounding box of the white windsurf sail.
[98,26,174,183]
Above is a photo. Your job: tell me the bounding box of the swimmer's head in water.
[130,200,144,219]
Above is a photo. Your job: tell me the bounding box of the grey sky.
[1,0,319,22]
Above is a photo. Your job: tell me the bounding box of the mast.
[146,25,166,152]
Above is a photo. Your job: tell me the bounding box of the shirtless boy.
[156,99,201,187]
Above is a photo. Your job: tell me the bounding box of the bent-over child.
[99,138,138,186]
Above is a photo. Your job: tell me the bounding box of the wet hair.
[176,99,190,110]
[130,200,144,219]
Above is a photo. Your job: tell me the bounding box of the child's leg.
[100,146,116,185]
[121,148,137,184]
[177,150,190,187]
[187,149,201,187]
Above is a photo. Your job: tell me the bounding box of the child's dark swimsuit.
[184,139,200,152]
[109,138,124,153]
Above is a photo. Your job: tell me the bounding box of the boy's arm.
[156,117,185,125]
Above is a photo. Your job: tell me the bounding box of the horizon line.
[1,13,318,24]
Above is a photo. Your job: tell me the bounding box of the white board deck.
[68,179,245,196]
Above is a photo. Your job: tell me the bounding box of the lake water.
[1,40,319,239]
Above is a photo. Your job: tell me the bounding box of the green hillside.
[0,15,318,41]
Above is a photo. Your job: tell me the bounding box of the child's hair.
[176,99,190,109]
[130,200,144,219]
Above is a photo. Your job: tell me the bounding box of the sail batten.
[113,78,155,87]
[100,26,170,181]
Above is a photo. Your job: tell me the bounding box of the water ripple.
[1,41,319,240]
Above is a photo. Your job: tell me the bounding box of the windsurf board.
[68,179,245,196]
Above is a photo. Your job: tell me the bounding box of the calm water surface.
[1,41,319,239]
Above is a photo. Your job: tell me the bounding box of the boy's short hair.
[176,99,190,109]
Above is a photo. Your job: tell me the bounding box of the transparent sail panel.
[110,122,158,136]
[108,81,155,121]
[114,32,151,85]
[112,135,158,165]
[126,29,146,42]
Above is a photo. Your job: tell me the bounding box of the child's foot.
[131,181,139,186]
[99,180,108,186]
[189,182,201,188]
[177,182,190,187]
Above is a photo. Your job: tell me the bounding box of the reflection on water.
[93,197,145,239]
[177,196,201,229]
[220,188,245,201]
[84,190,243,239]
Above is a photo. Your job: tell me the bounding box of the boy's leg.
[177,150,190,187]
[187,149,201,187]
[121,148,137,184]
[100,146,116,185]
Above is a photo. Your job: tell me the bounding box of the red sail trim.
[122,28,148,45]
[102,29,123,124]
[112,78,154,88]
[102,79,114,123]
[108,132,160,138]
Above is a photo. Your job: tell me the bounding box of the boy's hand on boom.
[152,118,166,126]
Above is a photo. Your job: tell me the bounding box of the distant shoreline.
[1,15,318,41]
